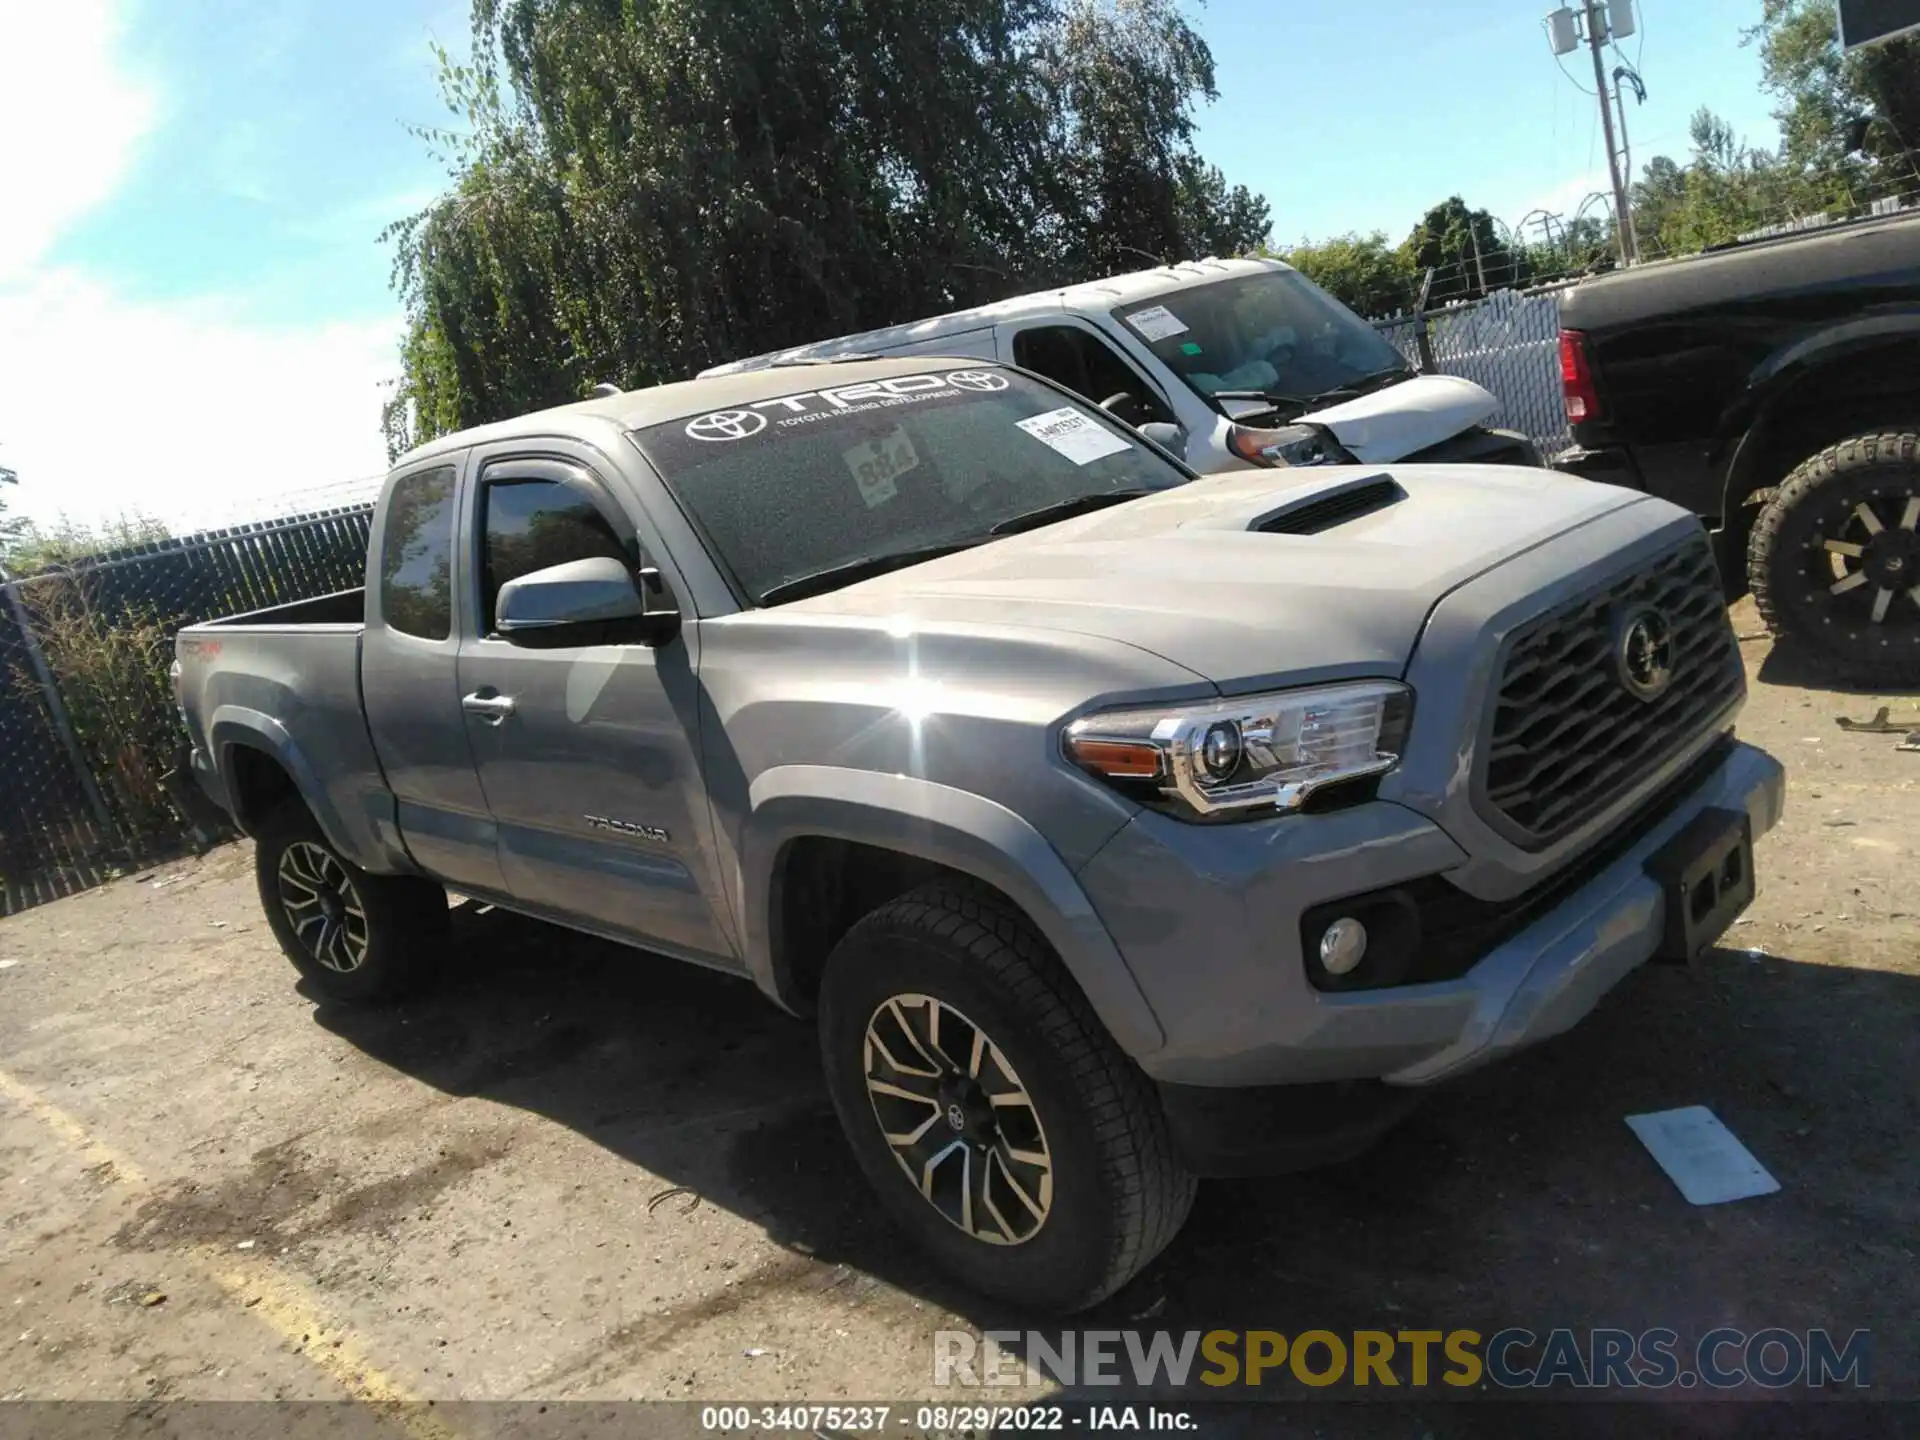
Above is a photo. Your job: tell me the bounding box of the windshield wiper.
[989,489,1157,536]
[1209,389,1317,409]
[758,540,986,606]
[1324,364,1417,399]
[1212,365,1417,414]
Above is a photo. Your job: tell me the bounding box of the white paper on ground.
[1015,407,1133,465]
[1124,304,1190,341]
[1625,1106,1780,1205]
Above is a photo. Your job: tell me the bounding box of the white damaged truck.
[701,256,1538,473]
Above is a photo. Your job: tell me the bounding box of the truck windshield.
[631,368,1189,605]
[1112,271,1411,413]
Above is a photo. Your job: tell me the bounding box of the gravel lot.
[2,600,1915,1430]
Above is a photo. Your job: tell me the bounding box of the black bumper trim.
[1155,1078,1426,1178]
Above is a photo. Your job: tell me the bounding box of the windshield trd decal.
[680,370,1008,440]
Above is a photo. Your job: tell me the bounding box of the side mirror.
[496,556,678,647]
[1138,421,1187,457]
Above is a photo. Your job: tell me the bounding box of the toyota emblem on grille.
[1614,606,1675,701]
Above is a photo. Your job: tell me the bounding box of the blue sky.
[0,0,1783,530]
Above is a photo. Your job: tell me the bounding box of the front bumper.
[1077,738,1784,1094]
[1406,424,1540,467]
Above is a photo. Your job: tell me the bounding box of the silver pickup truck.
[174,357,1784,1311]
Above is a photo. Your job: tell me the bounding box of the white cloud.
[0,0,401,535]
[0,272,397,530]
[0,0,155,281]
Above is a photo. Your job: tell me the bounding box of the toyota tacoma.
[174,357,1783,1311]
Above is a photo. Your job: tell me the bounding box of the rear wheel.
[817,881,1195,1312]
[253,802,446,1002]
[1749,432,1920,685]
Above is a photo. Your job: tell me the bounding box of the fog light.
[1318,916,1369,975]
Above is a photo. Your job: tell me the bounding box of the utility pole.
[1584,0,1635,264]
[1612,64,1647,261]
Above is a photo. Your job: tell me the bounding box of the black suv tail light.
[1559,328,1602,424]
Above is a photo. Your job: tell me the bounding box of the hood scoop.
[1247,474,1405,535]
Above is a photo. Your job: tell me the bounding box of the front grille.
[1480,536,1742,847]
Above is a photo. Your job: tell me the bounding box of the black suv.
[1553,211,1920,684]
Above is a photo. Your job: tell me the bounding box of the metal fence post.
[0,567,120,843]
[1412,268,1438,374]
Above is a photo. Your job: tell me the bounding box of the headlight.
[1063,681,1412,820]
[1227,422,1347,467]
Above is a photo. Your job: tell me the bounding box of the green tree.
[0,459,22,554]
[384,0,1269,454]
[1032,0,1270,279]
[1402,196,1526,301]
[1752,0,1920,180]
[1628,108,1816,257]
[1272,232,1420,318]
[5,512,172,576]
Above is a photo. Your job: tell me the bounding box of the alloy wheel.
[862,993,1053,1245]
[1812,491,1920,627]
[276,841,370,974]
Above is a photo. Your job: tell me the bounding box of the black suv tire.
[817,881,1195,1312]
[1750,432,1920,686]
[254,801,448,1003]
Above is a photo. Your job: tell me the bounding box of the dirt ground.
[1,598,1915,1431]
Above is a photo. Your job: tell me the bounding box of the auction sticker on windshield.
[842,425,918,508]
[1124,305,1189,342]
[1016,407,1133,465]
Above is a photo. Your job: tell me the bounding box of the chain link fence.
[1375,285,1572,460]
[0,505,372,915]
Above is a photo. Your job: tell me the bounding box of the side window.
[379,465,456,640]
[480,479,630,634]
[1012,325,1171,425]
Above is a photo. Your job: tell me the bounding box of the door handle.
[461,691,517,725]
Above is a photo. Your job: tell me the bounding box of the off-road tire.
[1750,432,1920,686]
[817,881,1195,1312]
[253,801,447,1003]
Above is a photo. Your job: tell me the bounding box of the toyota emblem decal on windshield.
[1614,606,1675,702]
[685,409,769,441]
[945,370,1009,392]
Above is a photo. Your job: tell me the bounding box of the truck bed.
[175,589,399,870]
[192,586,365,629]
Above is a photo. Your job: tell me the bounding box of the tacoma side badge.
[585,815,671,844]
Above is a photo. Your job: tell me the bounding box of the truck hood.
[1296,374,1500,462]
[786,464,1652,687]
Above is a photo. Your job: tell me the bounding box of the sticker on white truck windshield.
[842,425,919,508]
[1015,407,1132,465]
[1124,305,1189,342]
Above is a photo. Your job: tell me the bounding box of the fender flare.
[1719,311,1920,515]
[208,706,357,855]
[740,765,1165,1060]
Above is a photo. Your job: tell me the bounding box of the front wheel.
[817,882,1195,1312]
[253,802,447,1003]
[1749,432,1920,686]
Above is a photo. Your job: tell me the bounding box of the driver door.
[455,454,738,966]
[996,320,1175,429]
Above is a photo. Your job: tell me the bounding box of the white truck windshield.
[1113,271,1411,411]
